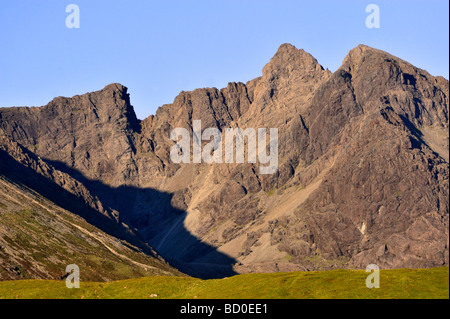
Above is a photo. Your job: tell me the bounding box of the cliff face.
[0,83,140,185]
[0,44,448,278]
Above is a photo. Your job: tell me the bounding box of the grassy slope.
[0,267,448,299]
[0,176,181,281]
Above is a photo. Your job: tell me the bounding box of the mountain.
[0,44,448,279]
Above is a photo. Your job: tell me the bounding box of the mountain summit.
[1,44,448,279]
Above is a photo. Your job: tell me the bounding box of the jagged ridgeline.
[0,44,448,280]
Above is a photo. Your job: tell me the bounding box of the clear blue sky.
[1,0,448,119]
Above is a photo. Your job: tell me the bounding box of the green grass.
[0,267,448,299]
[266,189,276,197]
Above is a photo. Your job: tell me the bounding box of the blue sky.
[0,0,448,119]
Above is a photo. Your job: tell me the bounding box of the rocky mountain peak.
[338,44,449,128]
[262,43,326,80]
[339,44,436,82]
[103,82,127,92]
[340,44,396,73]
[0,82,142,185]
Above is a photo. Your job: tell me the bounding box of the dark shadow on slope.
[399,114,424,141]
[0,149,156,258]
[40,159,237,279]
[398,114,442,156]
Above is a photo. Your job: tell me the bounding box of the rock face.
[0,44,448,278]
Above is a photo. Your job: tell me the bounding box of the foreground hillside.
[0,44,447,279]
[0,267,448,299]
